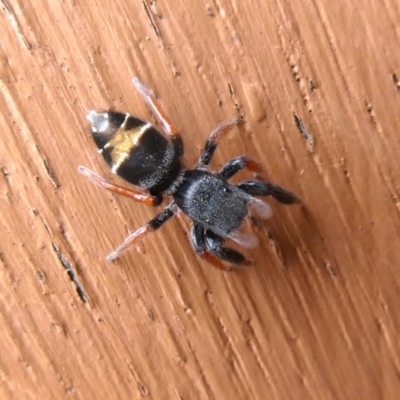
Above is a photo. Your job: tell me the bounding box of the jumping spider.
[79,78,301,271]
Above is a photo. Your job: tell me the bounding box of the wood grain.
[1,0,400,399]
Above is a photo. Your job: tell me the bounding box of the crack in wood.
[1,166,10,187]
[391,73,400,90]
[35,145,60,189]
[1,0,32,50]
[227,82,240,113]
[267,230,284,264]
[294,113,314,151]
[52,242,87,303]
[37,270,45,282]
[142,1,161,38]
[206,3,215,18]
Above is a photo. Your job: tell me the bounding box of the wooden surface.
[1,1,400,399]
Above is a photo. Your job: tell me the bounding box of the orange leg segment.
[132,77,179,138]
[78,166,159,206]
[219,156,263,180]
[200,251,232,271]
[208,117,240,144]
[196,117,240,169]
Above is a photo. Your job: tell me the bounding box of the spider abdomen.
[88,110,181,193]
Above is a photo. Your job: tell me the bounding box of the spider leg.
[191,225,231,271]
[107,203,177,261]
[132,77,183,156]
[190,225,251,271]
[196,117,240,169]
[78,166,162,205]
[204,230,252,266]
[219,156,263,180]
[238,180,302,205]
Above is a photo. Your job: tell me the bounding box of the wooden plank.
[1,0,399,398]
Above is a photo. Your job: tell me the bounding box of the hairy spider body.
[174,170,250,237]
[87,111,182,197]
[79,78,301,271]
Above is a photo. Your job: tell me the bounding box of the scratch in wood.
[205,290,214,307]
[1,166,9,182]
[205,3,215,17]
[1,166,11,200]
[0,252,6,267]
[339,157,351,184]
[87,51,111,98]
[214,316,241,372]
[142,1,161,38]
[31,207,52,235]
[36,145,60,189]
[87,50,99,76]
[291,64,300,82]
[228,82,234,96]
[140,2,181,77]
[227,82,240,113]
[37,270,45,282]
[137,382,148,397]
[365,102,376,124]
[52,242,87,303]
[185,339,214,398]
[391,73,400,90]
[125,359,151,397]
[213,0,225,17]
[324,261,336,276]
[294,113,314,151]
[267,230,284,264]
[309,79,317,92]
[294,113,310,140]
[1,0,32,50]
[0,0,11,13]
[169,60,180,76]
[234,31,242,45]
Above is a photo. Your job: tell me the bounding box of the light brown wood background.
[1,0,400,399]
